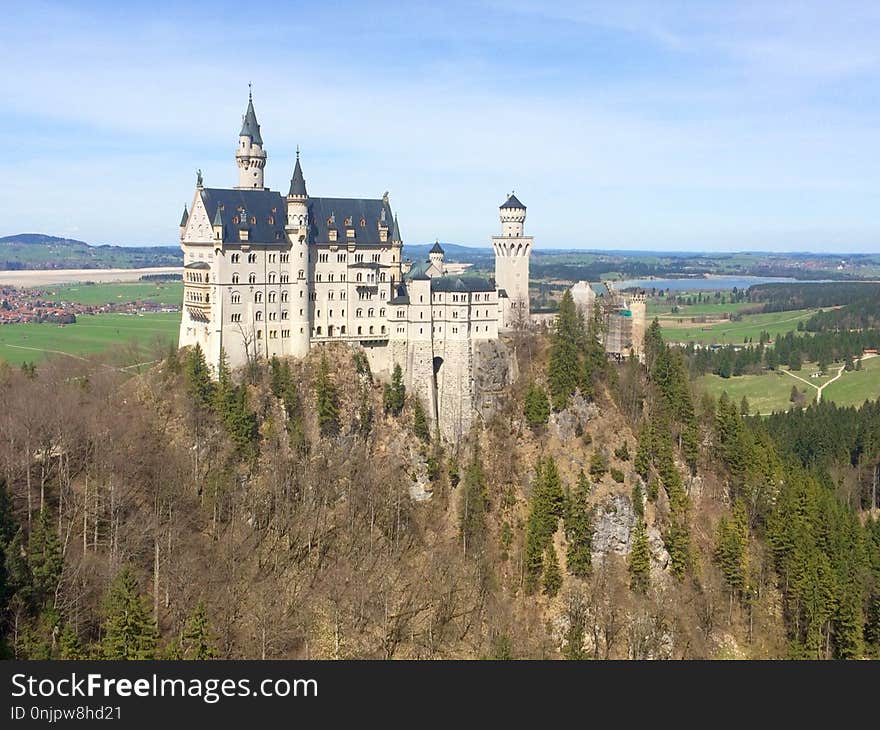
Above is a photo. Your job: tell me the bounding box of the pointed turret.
[179,205,189,227]
[392,214,402,243]
[239,90,263,145]
[213,205,223,227]
[288,148,307,197]
[235,86,267,189]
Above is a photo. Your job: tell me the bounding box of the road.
[782,362,848,403]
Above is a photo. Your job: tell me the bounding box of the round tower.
[286,148,310,358]
[235,89,267,189]
[493,193,533,330]
[428,240,445,271]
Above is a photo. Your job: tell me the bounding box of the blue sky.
[1,0,878,252]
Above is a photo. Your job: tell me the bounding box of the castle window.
[372,254,380,262]
[255,292,263,303]
[340,326,346,334]
[249,273,256,284]
[280,274,289,283]
[316,273,322,282]
[337,253,346,262]
[380,273,386,282]
[231,313,241,323]
[256,330,262,339]
[281,291,288,302]
[231,292,241,304]
[269,254,276,263]
[357,326,362,335]
[368,308,374,317]
[316,326,322,335]
[298,270,304,279]
[282,329,289,338]
[369,326,374,334]
[360,218,366,227]
[268,216,275,225]
[356,308,363,318]
[319,253,329,263]
[268,273,276,283]
[328,273,334,282]
[231,253,240,264]
[340,273,346,282]
[280,253,289,263]
[248,253,257,263]
[256,311,263,321]
[281,310,288,319]
[232,273,240,284]
[355,254,363,263]
[328,291,334,300]
[380,308,385,317]
[381,325,386,334]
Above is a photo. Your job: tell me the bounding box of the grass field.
[0,312,181,366]
[660,308,818,345]
[822,356,880,407]
[695,370,811,415]
[34,281,183,307]
[649,300,758,318]
[696,357,880,414]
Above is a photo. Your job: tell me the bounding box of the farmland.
[658,307,820,345]
[38,281,183,307]
[0,312,180,366]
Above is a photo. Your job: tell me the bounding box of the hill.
[403,242,492,264]
[0,233,182,270]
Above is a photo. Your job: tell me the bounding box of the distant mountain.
[403,242,492,263]
[0,233,182,270]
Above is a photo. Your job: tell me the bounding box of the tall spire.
[288,147,307,197]
[239,88,263,146]
[391,213,402,242]
[213,205,224,227]
[179,205,189,227]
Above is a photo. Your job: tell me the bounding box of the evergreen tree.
[548,291,582,411]
[459,449,488,557]
[588,450,607,480]
[182,601,217,660]
[524,458,566,592]
[628,521,651,594]
[357,387,373,439]
[542,544,562,597]
[383,364,406,416]
[58,624,84,660]
[564,471,593,577]
[185,343,214,408]
[714,502,749,600]
[412,398,430,442]
[100,567,157,660]
[28,509,62,609]
[315,356,340,437]
[614,440,630,461]
[523,382,550,430]
[634,422,652,480]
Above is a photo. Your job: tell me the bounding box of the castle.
[569,281,647,359]
[178,92,530,440]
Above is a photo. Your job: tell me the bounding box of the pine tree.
[523,382,550,430]
[548,291,582,411]
[182,601,217,660]
[412,398,430,442]
[185,343,214,408]
[714,502,749,599]
[357,387,373,439]
[459,450,488,557]
[634,422,652,480]
[28,509,62,609]
[542,544,562,597]
[100,567,157,660]
[628,521,651,594]
[565,471,593,577]
[315,356,340,437]
[383,364,406,416]
[58,624,84,660]
[588,450,607,479]
[524,458,566,592]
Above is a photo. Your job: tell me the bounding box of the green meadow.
[0,312,181,366]
[34,281,183,307]
[659,307,819,345]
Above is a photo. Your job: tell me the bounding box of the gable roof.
[430,276,495,293]
[307,197,393,246]
[201,188,286,244]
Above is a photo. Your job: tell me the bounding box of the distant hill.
[0,234,182,270]
[403,242,492,263]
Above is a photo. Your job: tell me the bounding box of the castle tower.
[286,148,311,357]
[235,89,267,189]
[492,193,532,329]
[428,241,445,272]
[628,292,647,359]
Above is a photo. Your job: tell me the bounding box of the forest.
[0,298,878,659]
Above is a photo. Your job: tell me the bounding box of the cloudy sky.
[1,0,878,252]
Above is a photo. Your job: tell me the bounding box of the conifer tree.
[628,521,651,594]
[185,343,214,409]
[100,568,157,660]
[315,356,340,437]
[548,291,581,411]
[459,449,488,557]
[357,387,373,439]
[383,364,406,416]
[542,544,562,597]
[523,382,550,430]
[28,509,62,609]
[182,601,217,660]
[412,398,430,442]
[565,471,593,577]
[588,450,607,479]
[58,624,84,660]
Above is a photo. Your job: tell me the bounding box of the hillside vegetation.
[0,234,181,270]
[0,296,878,659]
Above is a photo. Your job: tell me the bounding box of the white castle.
[178,92,531,440]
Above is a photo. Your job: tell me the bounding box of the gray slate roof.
[430,241,444,254]
[430,276,495,293]
[201,188,287,243]
[289,154,307,197]
[199,188,397,247]
[500,193,525,209]
[239,96,263,146]
[308,197,394,246]
[180,205,189,227]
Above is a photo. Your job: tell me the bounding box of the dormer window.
[360,218,366,227]
[232,216,240,225]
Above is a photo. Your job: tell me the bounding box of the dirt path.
[782,361,849,403]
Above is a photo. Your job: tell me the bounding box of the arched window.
[357,326,362,335]
[368,308,374,317]
[268,291,276,303]
[380,325,386,334]
[356,273,363,282]
[380,272,386,282]
[232,273,239,284]
[268,273,276,283]
[255,291,263,303]
[340,326,346,334]
[281,291,288,302]
[248,273,256,284]
[255,310,263,321]
[369,326,374,334]
[356,308,363,318]
[231,292,241,304]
